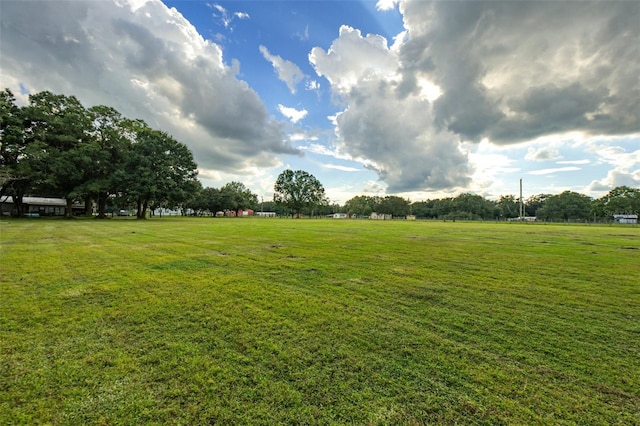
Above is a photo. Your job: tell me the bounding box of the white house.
[370,212,392,220]
[508,216,537,222]
[613,214,638,224]
[333,213,347,219]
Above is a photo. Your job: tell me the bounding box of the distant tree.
[496,195,519,219]
[451,193,494,220]
[84,106,137,218]
[526,194,552,217]
[378,195,410,217]
[595,186,640,217]
[434,197,455,218]
[410,200,434,219]
[220,181,258,213]
[194,184,259,216]
[328,201,344,215]
[273,169,326,217]
[257,200,283,215]
[171,178,202,216]
[345,195,378,217]
[188,186,216,215]
[536,191,592,221]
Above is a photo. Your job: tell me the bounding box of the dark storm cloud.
[399,0,640,143]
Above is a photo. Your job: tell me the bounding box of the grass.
[1,217,638,424]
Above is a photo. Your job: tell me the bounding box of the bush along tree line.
[0,89,199,219]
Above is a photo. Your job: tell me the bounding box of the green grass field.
[1,217,638,424]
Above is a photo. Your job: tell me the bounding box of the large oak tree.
[22,91,94,218]
[273,169,326,217]
[0,89,28,216]
[122,126,199,219]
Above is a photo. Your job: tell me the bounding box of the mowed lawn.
[1,218,638,424]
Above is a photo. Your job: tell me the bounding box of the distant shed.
[370,212,392,220]
[613,214,638,224]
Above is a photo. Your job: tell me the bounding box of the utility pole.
[519,178,524,219]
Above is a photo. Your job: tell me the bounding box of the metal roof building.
[1,196,84,216]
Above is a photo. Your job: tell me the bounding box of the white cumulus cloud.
[259,45,305,94]
[309,0,640,194]
[311,23,471,192]
[0,0,298,176]
[310,25,398,93]
[323,164,361,172]
[528,167,581,176]
[525,147,561,162]
[278,104,308,123]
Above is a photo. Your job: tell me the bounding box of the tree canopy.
[0,89,199,218]
[273,169,326,217]
[536,191,593,222]
[187,182,259,216]
[343,188,638,222]
[594,186,640,216]
[122,127,199,219]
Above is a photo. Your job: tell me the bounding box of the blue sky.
[1,0,639,203]
[161,0,407,203]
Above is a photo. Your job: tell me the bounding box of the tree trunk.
[65,198,74,219]
[136,199,143,219]
[11,192,25,217]
[84,195,93,216]
[96,192,107,219]
[137,199,148,219]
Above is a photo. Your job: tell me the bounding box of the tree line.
[341,188,639,222]
[2,89,638,222]
[1,89,199,219]
[188,181,638,222]
[189,170,328,218]
[0,89,329,220]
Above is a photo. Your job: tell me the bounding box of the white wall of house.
[613,214,638,224]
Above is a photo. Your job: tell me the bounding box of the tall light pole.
[519,178,524,219]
